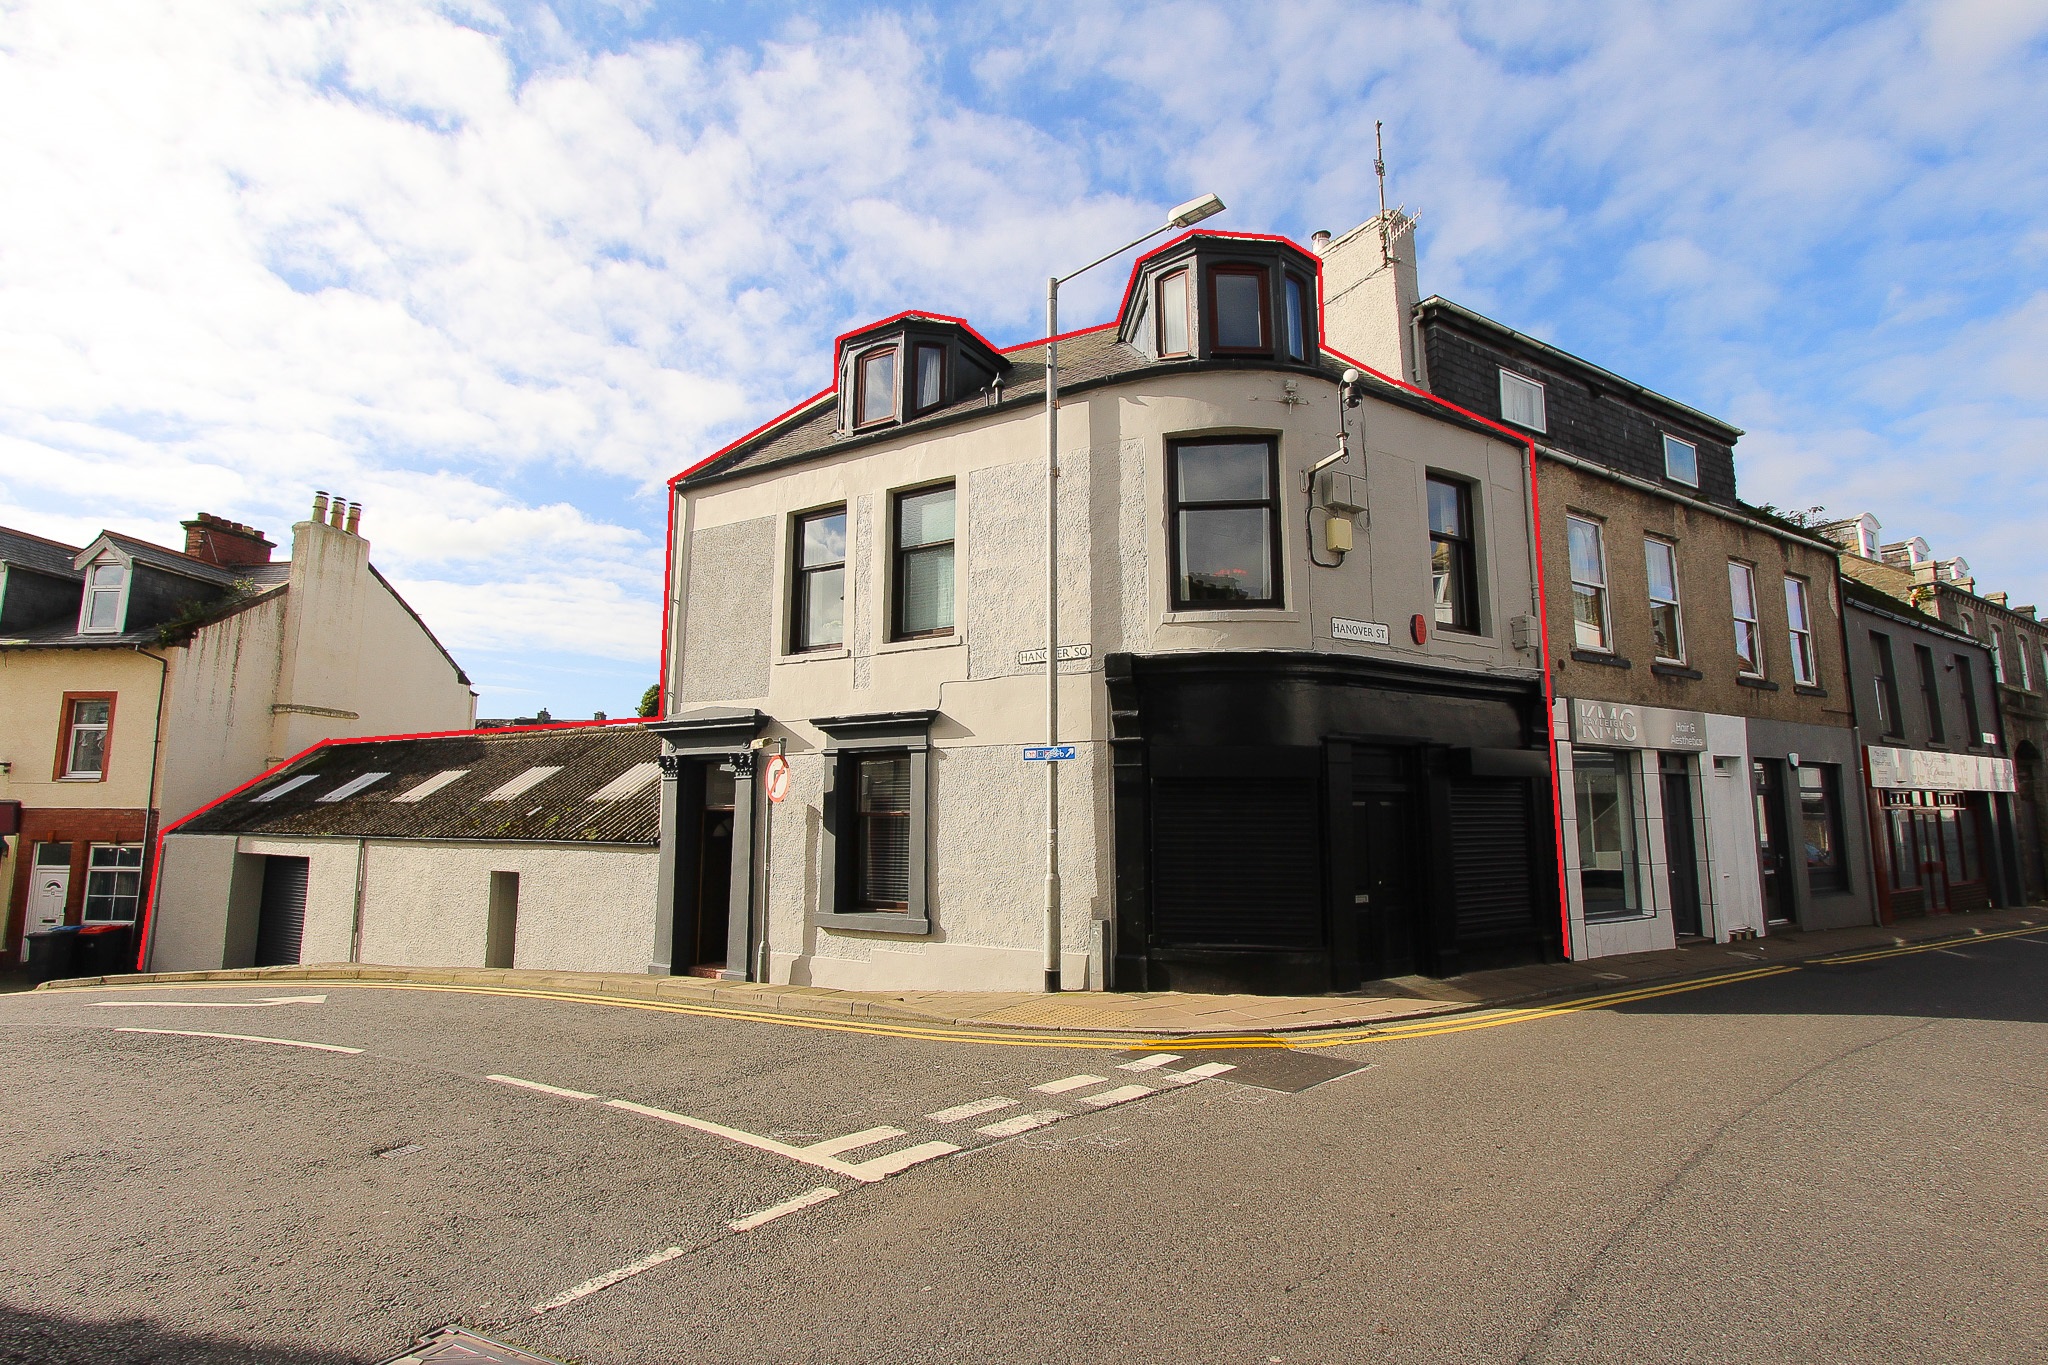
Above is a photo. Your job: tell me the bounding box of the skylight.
[319,772,390,803]
[482,766,562,801]
[393,769,469,803]
[586,762,661,801]
[251,774,318,803]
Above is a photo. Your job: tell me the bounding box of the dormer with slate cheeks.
[1118,233,1323,367]
[835,313,1011,437]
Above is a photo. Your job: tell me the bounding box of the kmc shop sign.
[1569,699,1707,751]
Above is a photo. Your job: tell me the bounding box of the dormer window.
[912,343,946,415]
[81,561,127,633]
[856,348,897,427]
[1283,275,1308,361]
[1157,269,1191,356]
[1210,265,1269,352]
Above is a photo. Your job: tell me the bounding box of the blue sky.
[3,0,2044,718]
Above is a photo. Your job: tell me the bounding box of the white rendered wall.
[237,835,363,964]
[159,595,288,824]
[150,834,241,972]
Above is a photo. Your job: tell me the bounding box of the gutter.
[1536,444,1840,553]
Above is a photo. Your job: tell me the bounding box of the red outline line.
[133,715,652,971]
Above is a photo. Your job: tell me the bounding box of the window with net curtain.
[892,485,955,638]
[64,697,112,777]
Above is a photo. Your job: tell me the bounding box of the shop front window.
[1797,765,1848,893]
[1573,749,1639,919]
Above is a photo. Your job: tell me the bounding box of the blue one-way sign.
[1022,745,1077,762]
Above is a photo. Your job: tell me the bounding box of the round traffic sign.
[763,753,792,803]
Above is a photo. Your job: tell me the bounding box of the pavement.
[32,902,2045,1035]
[4,916,2046,1363]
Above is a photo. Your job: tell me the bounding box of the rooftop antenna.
[1375,120,1392,266]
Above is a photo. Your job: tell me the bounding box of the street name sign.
[1330,617,1391,645]
[1018,644,1092,665]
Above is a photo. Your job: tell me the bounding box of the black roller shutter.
[1449,778,1535,950]
[1151,775,1322,950]
[254,855,309,967]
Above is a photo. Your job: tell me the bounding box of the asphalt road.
[2,930,2045,1365]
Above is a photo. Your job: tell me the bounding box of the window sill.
[1736,675,1779,691]
[57,774,106,782]
[1163,609,1301,625]
[1650,662,1703,680]
[1792,684,1828,698]
[777,647,850,664]
[1569,649,1631,669]
[1584,909,1656,923]
[814,911,931,936]
[875,633,962,656]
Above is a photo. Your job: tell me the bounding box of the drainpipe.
[349,837,368,962]
[133,646,170,971]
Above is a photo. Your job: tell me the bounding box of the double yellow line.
[1805,921,2046,967]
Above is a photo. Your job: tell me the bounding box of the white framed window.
[1991,627,2006,683]
[1729,561,1762,675]
[83,844,145,921]
[1499,370,1546,432]
[1567,516,1610,651]
[60,696,114,779]
[1662,434,1699,487]
[80,561,128,633]
[1785,577,1817,686]
[1644,538,1685,663]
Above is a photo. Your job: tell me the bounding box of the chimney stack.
[1310,229,1332,255]
[181,512,275,567]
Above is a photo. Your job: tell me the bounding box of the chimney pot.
[312,491,329,522]
[344,501,362,535]
[1310,229,1332,254]
[329,496,346,529]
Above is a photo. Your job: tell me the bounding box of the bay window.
[1169,438,1282,609]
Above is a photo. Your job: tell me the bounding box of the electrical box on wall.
[1325,515,1354,555]
[1509,615,1539,650]
[1317,470,1365,516]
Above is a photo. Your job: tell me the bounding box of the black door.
[253,856,309,967]
[1352,749,1417,981]
[1661,754,1702,937]
[695,807,734,969]
[1752,759,1794,923]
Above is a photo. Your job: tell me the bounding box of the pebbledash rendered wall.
[669,359,1542,992]
[151,832,655,974]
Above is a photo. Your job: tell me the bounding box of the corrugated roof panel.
[252,774,319,803]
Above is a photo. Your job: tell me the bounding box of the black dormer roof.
[833,312,1012,437]
[1114,231,1325,366]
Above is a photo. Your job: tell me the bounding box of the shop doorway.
[1753,759,1794,924]
[1351,748,1418,981]
[1661,754,1703,938]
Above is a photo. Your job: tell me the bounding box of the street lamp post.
[1041,192,1225,993]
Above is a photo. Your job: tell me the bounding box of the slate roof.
[177,723,661,845]
[678,328,1497,489]
[0,526,86,580]
[0,582,286,648]
[95,531,248,587]
[1841,574,1981,647]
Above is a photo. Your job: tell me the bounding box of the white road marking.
[1117,1053,1182,1071]
[727,1186,840,1232]
[1081,1084,1153,1108]
[114,1027,360,1054]
[976,1110,1066,1138]
[1171,1062,1237,1082]
[530,1245,687,1315]
[795,1127,905,1159]
[838,1141,960,1180]
[603,1100,955,1183]
[91,995,327,1009]
[927,1097,1017,1123]
[487,1074,598,1101]
[1034,1074,1108,1094]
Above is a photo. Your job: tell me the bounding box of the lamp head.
[1166,193,1226,228]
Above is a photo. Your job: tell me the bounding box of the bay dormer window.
[1117,238,1321,365]
[836,318,1010,435]
[1282,274,1309,361]
[80,560,128,633]
[1156,269,1191,356]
